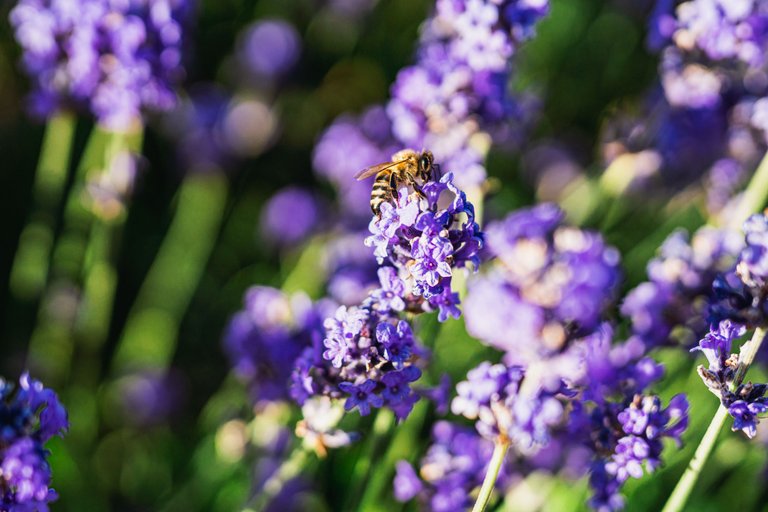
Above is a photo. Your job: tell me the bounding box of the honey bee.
[354,149,435,215]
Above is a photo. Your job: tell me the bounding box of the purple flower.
[376,321,414,368]
[452,362,565,448]
[236,19,301,81]
[370,267,406,313]
[0,374,68,511]
[393,421,512,511]
[365,172,483,320]
[728,396,768,439]
[339,380,383,416]
[466,204,620,363]
[738,213,768,290]
[623,226,743,350]
[411,237,453,288]
[393,462,423,502]
[10,0,189,129]
[224,287,326,403]
[260,187,324,247]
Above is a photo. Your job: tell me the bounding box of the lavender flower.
[465,204,621,363]
[691,213,768,438]
[292,268,428,421]
[236,19,301,82]
[577,370,689,511]
[393,421,513,512]
[622,225,743,349]
[451,362,566,450]
[674,0,768,68]
[323,231,380,306]
[386,0,550,189]
[10,0,189,129]
[260,187,324,247]
[365,172,483,321]
[223,286,330,403]
[0,374,68,511]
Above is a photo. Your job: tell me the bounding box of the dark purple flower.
[224,287,326,403]
[339,380,383,416]
[728,396,768,439]
[0,374,68,511]
[623,226,743,350]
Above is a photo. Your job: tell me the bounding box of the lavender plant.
[0,374,68,511]
[10,0,189,129]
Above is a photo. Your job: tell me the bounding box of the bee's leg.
[389,172,399,196]
[412,180,426,198]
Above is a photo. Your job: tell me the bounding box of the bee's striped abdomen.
[370,171,393,214]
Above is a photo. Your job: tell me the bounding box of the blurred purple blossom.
[393,421,514,512]
[224,287,330,404]
[10,0,190,129]
[236,19,301,83]
[465,203,621,364]
[260,187,324,247]
[622,225,743,349]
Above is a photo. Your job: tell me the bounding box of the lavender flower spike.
[10,0,189,129]
[365,171,483,321]
[0,373,68,511]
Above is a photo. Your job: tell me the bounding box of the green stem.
[472,438,509,512]
[660,404,729,512]
[10,111,77,300]
[25,127,113,383]
[344,410,395,511]
[111,171,229,373]
[727,151,768,230]
[662,327,767,512]
[77,130,142,349]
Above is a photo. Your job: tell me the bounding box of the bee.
[354,149,435,215]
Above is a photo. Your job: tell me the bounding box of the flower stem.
[472,437,509,512]
[10,111,77,300]
[111,171,229,373]
[726,150,768,230]
[662,327,767,512]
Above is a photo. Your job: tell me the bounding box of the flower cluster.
[602,0,768,208]
[0,374,68,511]
[451,362,567,449]
[464,203,621,363]
[622,225,743,349]
[10,0,189,129]
[366,172,483,322]
[290,277,425,421]
[572,328,689,511]
[313,0,550,209]
[393,421,514,512]
[224,286,331,404]
[587,393,689,511]
[387,0,550,189]
[692,213,768,438]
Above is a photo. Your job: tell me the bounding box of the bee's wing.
[353,160,402,180]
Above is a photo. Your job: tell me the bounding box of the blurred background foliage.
[0,0,766,511]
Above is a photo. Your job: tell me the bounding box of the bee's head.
[418,151,434,180]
